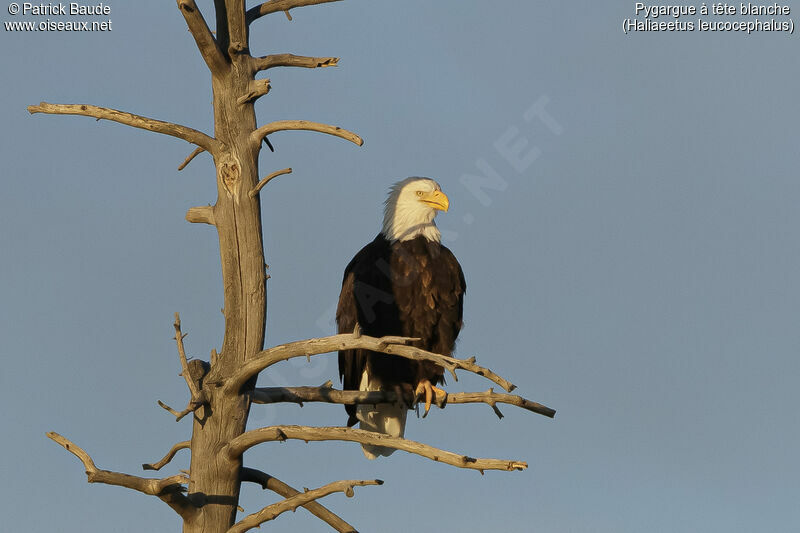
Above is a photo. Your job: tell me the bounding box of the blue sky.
[2,1,799,532]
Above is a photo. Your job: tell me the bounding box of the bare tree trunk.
[182,29,266,533]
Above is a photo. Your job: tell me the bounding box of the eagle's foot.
[414,380,447,417]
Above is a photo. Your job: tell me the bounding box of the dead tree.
[29,2,555,532]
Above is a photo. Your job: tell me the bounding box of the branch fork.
[158,313,208,421]
[47,432,195,520]
[229,478,381,533]
[241,468,358,532]
[177,0,227,73]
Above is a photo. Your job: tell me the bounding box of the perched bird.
[337,177,465,458]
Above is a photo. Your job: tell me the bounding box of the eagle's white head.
[381,177,450,243]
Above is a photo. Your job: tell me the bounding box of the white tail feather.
[356,369,407,459]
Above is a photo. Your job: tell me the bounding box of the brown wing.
[337,234,397,425]
[336,270,362,426]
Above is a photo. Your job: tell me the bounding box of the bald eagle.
[337,177,465,459]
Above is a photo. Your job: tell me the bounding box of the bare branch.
[47,432,196,520]
[27,102,221,154]
[143,441,191,471]
[177,0,228,73]
[253,385,390,406]
[157,399,184,419]
[174,313,203,401]
[156,320,210,424]
[241,468,358,533]
[246,0,343,23]
[249,168,292,197]
[178,147,206,171]
[157,400,201,422]
[251,120,363,149]
[226,333,514,394]
[446,388,556,419]
[252,53,339,72]
[229,478,381,533]
[251,386,556,418]
[225,426,527,472]
[225,333,417,392]
[186,206,216,225]
[237,79,272,105]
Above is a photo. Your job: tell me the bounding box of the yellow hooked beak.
[419,189,450,212]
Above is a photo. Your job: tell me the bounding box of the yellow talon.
[414,380,446,417]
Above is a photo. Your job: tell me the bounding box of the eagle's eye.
[416,191,424,196]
